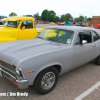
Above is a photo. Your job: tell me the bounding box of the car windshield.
[37,29,74,45]
[5,20,20,28]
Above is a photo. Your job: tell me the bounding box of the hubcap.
[41,72,55,90]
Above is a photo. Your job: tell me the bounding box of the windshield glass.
[37,29,74,45]
[5,20,20,28]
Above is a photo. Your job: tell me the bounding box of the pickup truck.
[0,16,43,43]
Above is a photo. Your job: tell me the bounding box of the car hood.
[0,38,60,65]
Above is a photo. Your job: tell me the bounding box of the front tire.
[34,67,58,94]
[95,55,100,65]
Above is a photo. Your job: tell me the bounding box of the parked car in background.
[50,22,55,25]
[94,24,100,29]
[58,22,65,25]
[44,21,50,24]
[0,26,100,94]
[64,21,71,26]
[0,16,43,43]
[75,22,85,27]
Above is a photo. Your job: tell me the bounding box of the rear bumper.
[0,68,28,89]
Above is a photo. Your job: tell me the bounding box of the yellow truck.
[0,16,43,43]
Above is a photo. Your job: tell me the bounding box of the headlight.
[15,68,23,77]
[16,68,20,75]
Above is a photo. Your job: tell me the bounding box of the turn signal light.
[26,71,34,74]
[14,79,17,84]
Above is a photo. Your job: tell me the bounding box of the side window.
[20,20,33,29]
[92,31,100,42]
[79,31,92,43]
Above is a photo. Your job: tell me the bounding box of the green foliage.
[0,15,7,19]
[33,12,41,20]
[53,16,59,23]
[41,9,49,21]
[46,10,56,22]
[61,14,67,21]
[74,17,79,22]
[9,12,17,17]
[41,9,59,22]
[79,15,84,22]
[87,17,92,21]
[74,15,84,22]
[66,13,73,21]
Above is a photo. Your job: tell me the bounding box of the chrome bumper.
[0,68,28,89]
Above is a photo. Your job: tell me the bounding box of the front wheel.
[95,55,100,65]
[34,67,58,94]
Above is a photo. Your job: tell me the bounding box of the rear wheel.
[95,55,100,65]
[34,67,58,94]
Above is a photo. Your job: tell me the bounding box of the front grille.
[0,60,24,80]
[0,60,15,71]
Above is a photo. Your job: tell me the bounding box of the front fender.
[0,38,16,43]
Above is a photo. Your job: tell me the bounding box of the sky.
[1,0,100,18]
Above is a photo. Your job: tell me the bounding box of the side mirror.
[82,40,87,44]
[22,26,25,30]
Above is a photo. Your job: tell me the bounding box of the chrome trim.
[0,68,16,79]
[18,68,26,79]
[16,80,28,89]
[0,68,28,89]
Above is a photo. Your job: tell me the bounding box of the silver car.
[0,26,100,94]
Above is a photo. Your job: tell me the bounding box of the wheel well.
[53,65,62,74]
[33,65,62,85]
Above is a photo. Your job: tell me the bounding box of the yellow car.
[50,22,55,25]
[0,16,43,43]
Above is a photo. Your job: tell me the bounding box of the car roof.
[5,16,35,21]
[46,26,100,36]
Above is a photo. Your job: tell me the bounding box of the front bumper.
[0,68,28,89]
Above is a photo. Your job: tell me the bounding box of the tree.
[33,12,41,20]
[61,14,67,21]
[9,12,17,17]
[79,15,84,22]
[74,17,79,22]
[41,9,49,21]
[53,16,59,23]
[46,10,56,22]
[87,17,92,21]
[66,13,73,21]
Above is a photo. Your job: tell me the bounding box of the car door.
[19,20,37,40]
[72,31,96,68]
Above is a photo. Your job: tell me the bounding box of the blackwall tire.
[34,67,58,94]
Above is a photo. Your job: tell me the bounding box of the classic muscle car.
[0,26,100,94]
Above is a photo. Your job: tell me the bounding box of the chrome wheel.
[41,72,55,90]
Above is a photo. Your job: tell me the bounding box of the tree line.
[0,10,92,22]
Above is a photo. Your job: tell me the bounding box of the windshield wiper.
[48,38,60,46]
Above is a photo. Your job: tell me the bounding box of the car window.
[37,29,74,44]
[6,20,20,28]
[79,31,92,44]
[91,31,100,42]
[20,20,33,29]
